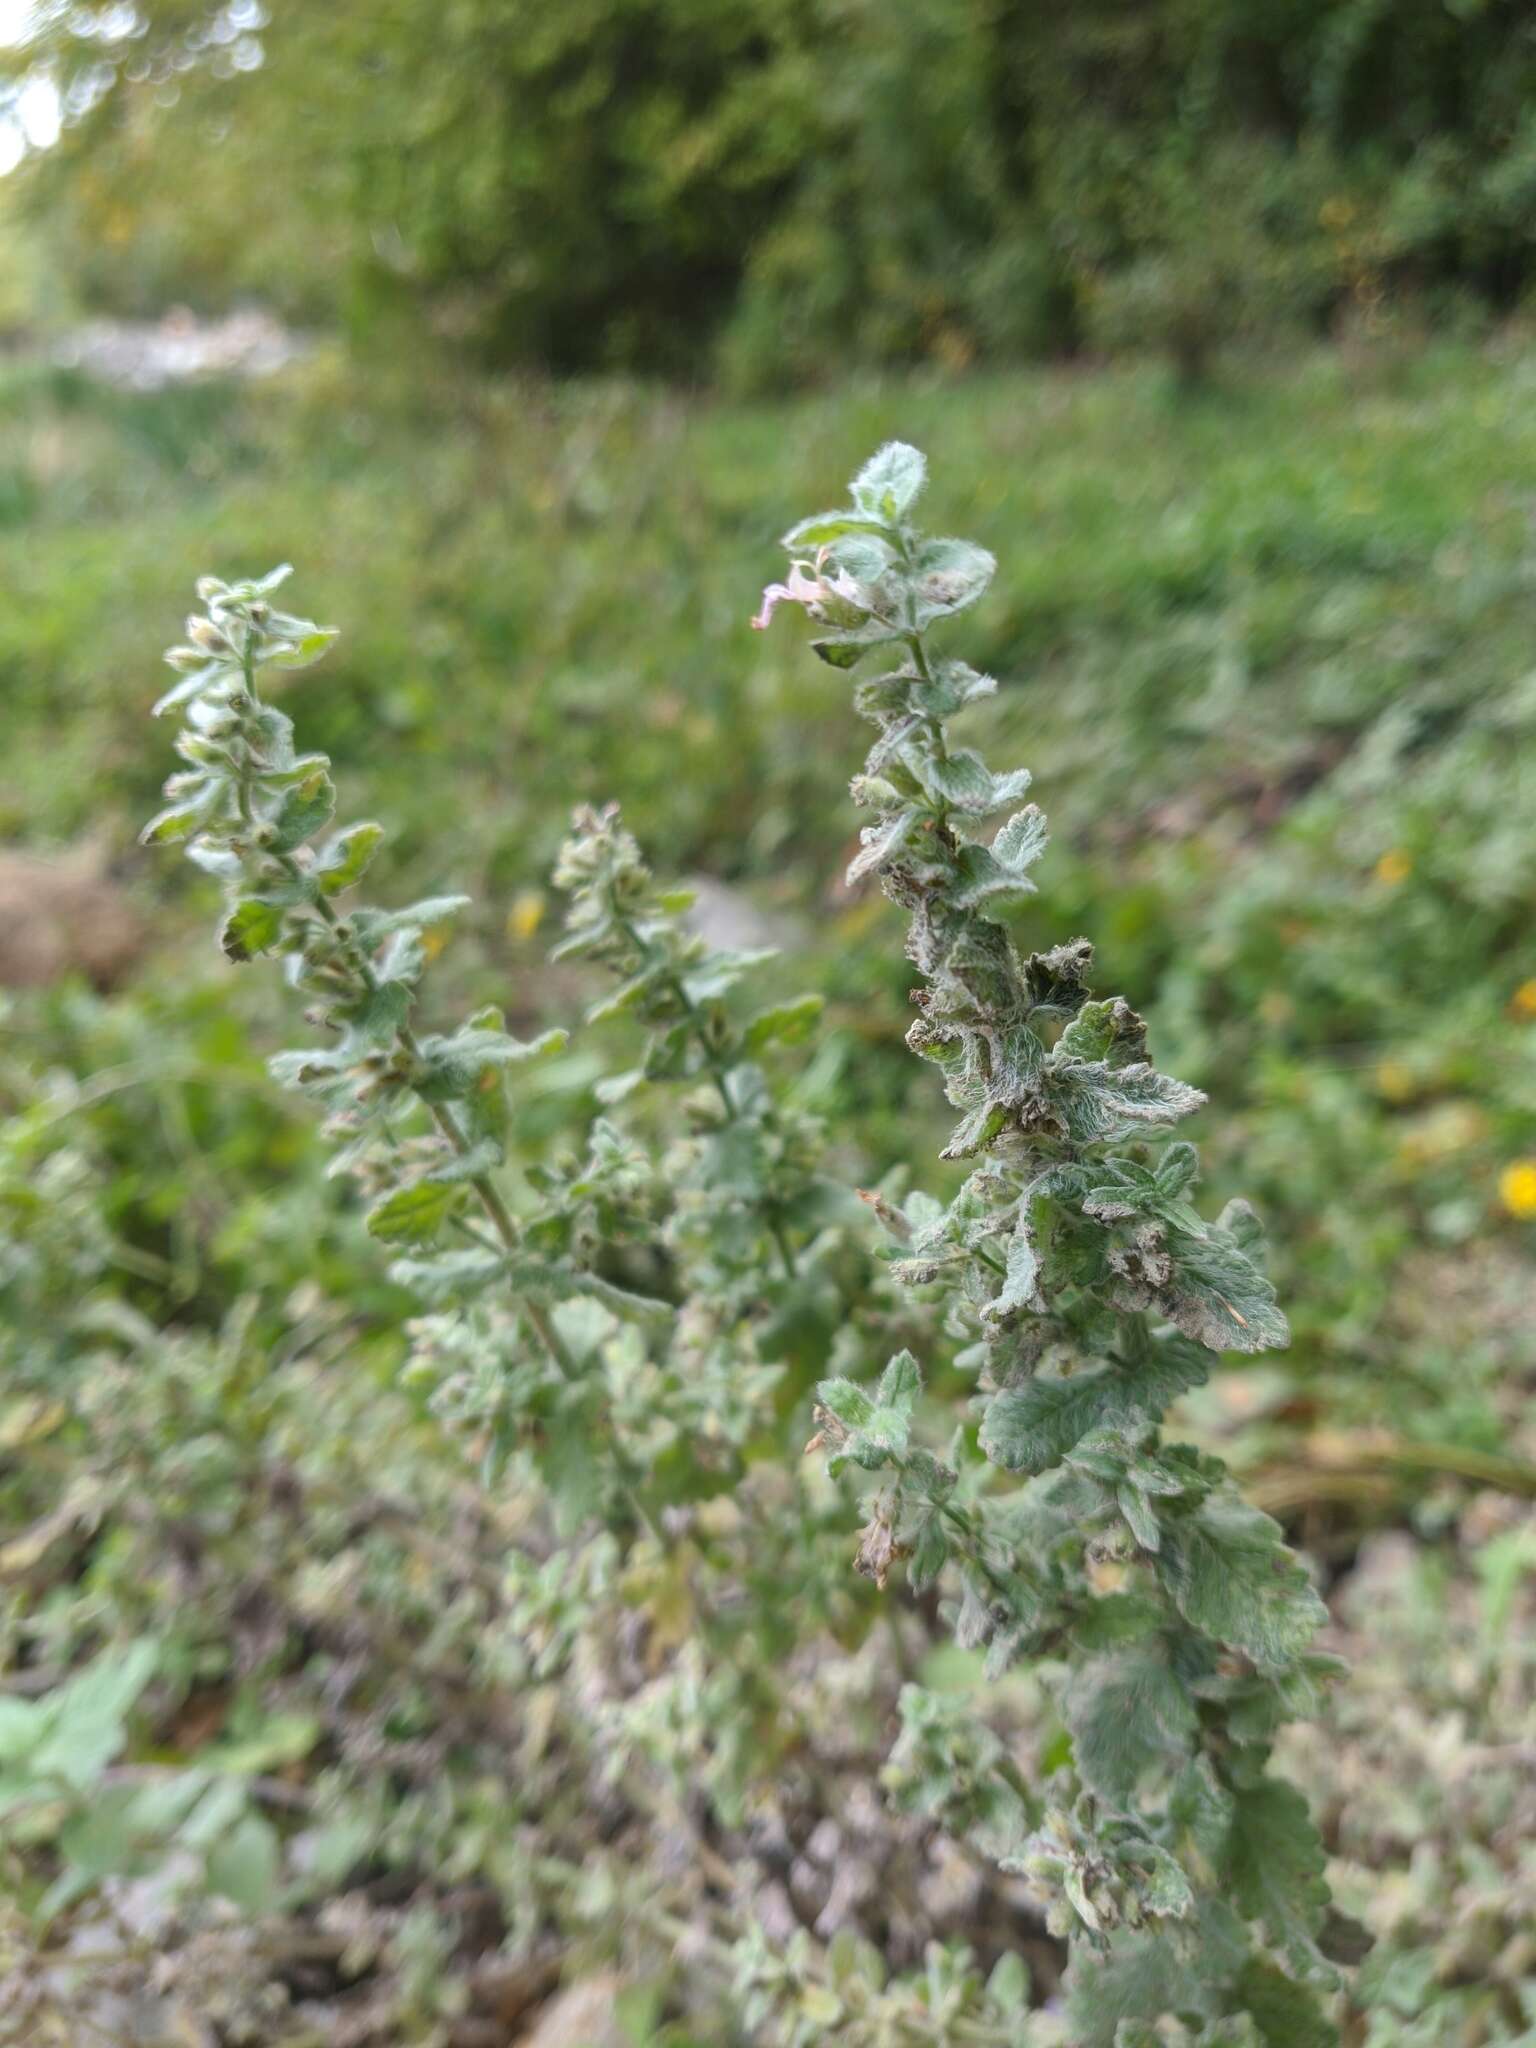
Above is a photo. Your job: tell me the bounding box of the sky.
[0,5,64,176]
[0,0,49,176]
[0,3,266,172]
[0,75,58,173]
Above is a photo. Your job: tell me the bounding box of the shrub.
[129,447,1350,2035]
[132,557,1030,2040]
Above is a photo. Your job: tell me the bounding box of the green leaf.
[31,1641,158,1791]
[499,1256,672,1319]
[314,820,385,891]
[1058,998,1148,1067]
[847,805,922,885]
[682,946,775,1003]
[1041,1051,1207,1146]
[366,1177,459,1245]
[980,1340,1207,1475]
[1065,1648,1197,1801]
[781,510,893,549]
[951,805,1049,920]
[850,442,926,521]
[266,625,338,671]
[816,1352,921,1472]
[1234,1959,1339,2048]
[415,1023,567,1099]
[986,1952,1030,2014]
[1063,1933,1189,2048]
[812,635,875,669]
[56,1786,146,1880]
[1159,1493,1327,1669]
[916,658,998,719]
[1117,1210,1291,1355]
[0,1698,41,1766]
[911,536,997,624]
[817,1379,876,1432]
[389,1248,508,1302]
[342,977,413,1048]
[1225,1780,1335,1984]
[420,1137,503,1185]
[1025,938,1096,1013]
[1155,1142,1201,1201]
[220,897,285,963]
[152,662,228,717]
[980,1226,1043,1328]
[1117,1481,1164,1552]
[271,769,336,851]
[352,895,472,945]
[1135,1840,1196,1919]
[175,1774,247,1850]
[875,1349,920,1410]
[205,1812,282,1914]
[184,839,243,881]
[140,797,213,845]
[940,1099,1009,1161]
[915,748,1032,817]
[1064,1902,1247,2048]
[743,994,823,1052]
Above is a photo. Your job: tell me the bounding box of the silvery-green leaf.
[314,821,385,891]
[1158,1493,1326,1668]
[743,994,823,1051]
[271,769,336,852]
[911,537,997,624]
[850,441,927,521]
[847,806,921,884]
[1224,1780,1336,1985]
[1066,1648,1198,1802]
[979,1338,1208,1475]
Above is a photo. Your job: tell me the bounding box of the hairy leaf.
[314,820,385,891]
[911,536,997,624]
[1224,1780,1335,1983]
[1234,1959,1339,2048]
[850,441,927,521]
[1065,1648,1197,1801]
[980,1340,1208,1476]
[220,897,285,963]
[1159,1495,1327,1668]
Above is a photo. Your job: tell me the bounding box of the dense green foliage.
[2,344,1535,2041]
[8,0,1536,376]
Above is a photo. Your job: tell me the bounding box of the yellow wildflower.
[1511,979,1536,1020]
[1498,1161,1536,1221]
[1374,1060,1415,1103]
[507,887,545,942]
[1375,850,1411,886]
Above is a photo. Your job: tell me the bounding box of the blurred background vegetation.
[2,4,1536,2045]
[6,0,1536,382]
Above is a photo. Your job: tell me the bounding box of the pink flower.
[751,552,872,632]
